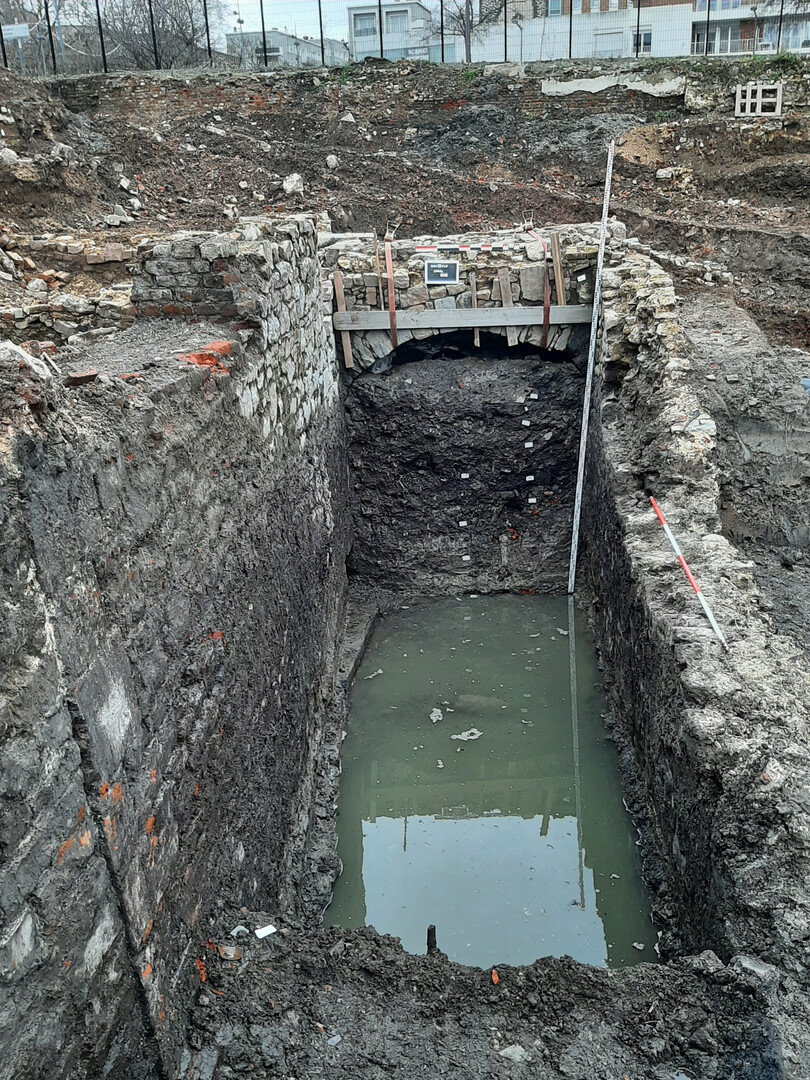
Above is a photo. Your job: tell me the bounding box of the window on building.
[386,10,408,32]
[354,12,377,36]
[608,0,619,11]
[548,0,562,15]
[633,28,651,52]
[593,28,622,54]
[572,0,582,13]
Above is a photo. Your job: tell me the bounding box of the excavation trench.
[3,218,806,1080]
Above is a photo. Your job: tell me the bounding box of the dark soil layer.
[344,343,584,595]
[180,915,780,1079]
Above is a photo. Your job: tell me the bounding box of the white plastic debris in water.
[461,555,471,562]
[327,1035,342,1046]
[230,925,249,937]
[499,1045,530,1063]
[437,759,444,769]
[632,942,646,951]
[450,728,483,741]
[556,628,569,636]
[254,924,277,939]
[363,668,384,680]
[430,708,443,723]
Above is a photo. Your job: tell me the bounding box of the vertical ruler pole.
[566,140,615,595]
[568,594,585,910]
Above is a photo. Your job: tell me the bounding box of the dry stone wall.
[322,223,613,368]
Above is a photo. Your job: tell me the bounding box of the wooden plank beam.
[333,304,591,332]
[498,268,519,347]
[384,235,398,349]
[332,271,354,369]
[469,270,480,348]
[551,232,566,305]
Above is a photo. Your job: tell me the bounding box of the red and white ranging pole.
[649,496,729,650]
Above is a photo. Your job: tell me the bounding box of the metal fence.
[1,0,808,77]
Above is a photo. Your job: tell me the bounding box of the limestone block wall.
[0,216,348,1080]
[320,224,616,367]
[131,217,338,446]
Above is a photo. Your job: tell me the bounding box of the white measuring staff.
[567,140,615,595]
[650,497,729,649]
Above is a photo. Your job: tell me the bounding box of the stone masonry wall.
[0,215,348,1079]
[583,251,810,1073]
[321,224,608,368]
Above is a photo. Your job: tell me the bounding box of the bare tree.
[0,0,225,73]
[442,0,505,62]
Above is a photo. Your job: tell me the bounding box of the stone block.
[519,264,546,302]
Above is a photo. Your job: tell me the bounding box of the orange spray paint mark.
[193,784,199,797]
[142,919,154,943]
[491,969,499,985]
[99,782,110,800]
[56,837,75,865]
[78,830,91,847]
[141,964,152,981]
[150,769,156,783]
[195,958,206,983]
[145,816,155,834]
[111,783,122,803]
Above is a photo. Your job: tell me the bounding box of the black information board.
[424,260,460,286]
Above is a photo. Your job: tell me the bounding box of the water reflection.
[326,594,657,968]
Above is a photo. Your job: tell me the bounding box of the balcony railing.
[690,36,774,53]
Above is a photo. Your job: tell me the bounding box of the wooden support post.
[497,268,519,347]
[551,232,566,305]
[469,271,480,348]
[384,236,398,350]
[332,272,354,370]
[373,233,385,312]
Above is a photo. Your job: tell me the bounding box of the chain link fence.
[1,0,808,77]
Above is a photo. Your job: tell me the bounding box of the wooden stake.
[332,271,354,370]
[469,271,480,348]
[384,235,398,350]
[497,268,518,347]
[551,232,566,305]
[373,232,385,311]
